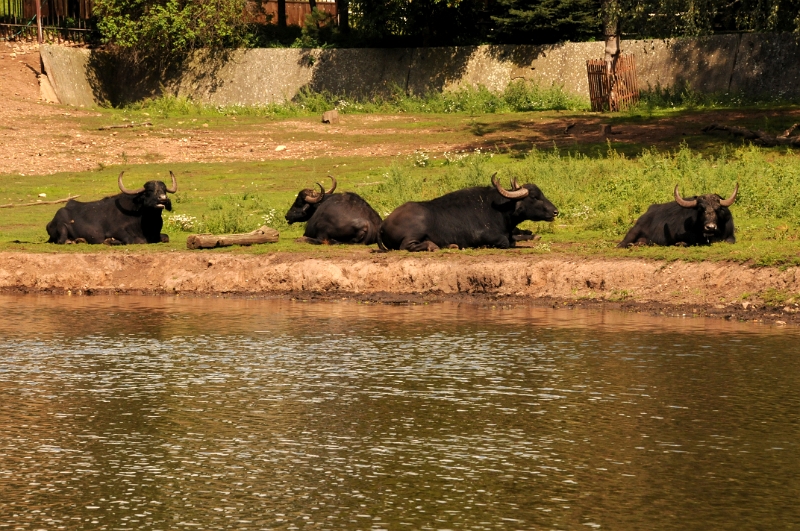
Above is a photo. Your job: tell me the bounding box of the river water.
[0,295,798,530]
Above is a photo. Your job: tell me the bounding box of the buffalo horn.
[719,182,739,207]
[325,175,337,194]
[492,173,529,199]
[118,172,145,195]
[305,183,326,204]
[511,177,520,190]
[166,171,178,193]
[673,185,697,208]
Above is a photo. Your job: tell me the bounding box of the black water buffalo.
[617,184,738,247]
[46,172,178,245]
[285,176,382,245]
[378,174,559,251]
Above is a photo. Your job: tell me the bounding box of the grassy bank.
[117,82,800,121]
[2,143,800,266]
[121,81,590,119]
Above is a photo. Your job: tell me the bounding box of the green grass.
[114,80,800,124]
[119,80,590,119]
[3,143,800,266]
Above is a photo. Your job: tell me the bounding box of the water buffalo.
[378,174,559,251]
[46,172,177,245]
[285,176,382,245]
[617,184,738,247]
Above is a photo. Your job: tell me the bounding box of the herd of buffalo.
[46,171,739,250]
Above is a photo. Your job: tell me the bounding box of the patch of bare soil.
[2,251,799,326]
[5,47,800,176]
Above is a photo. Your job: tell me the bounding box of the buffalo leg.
[723,218,736,243]
[295,236,343,245]
[295,236,324,245]
[351,223,369,244]
[160,233,170,243]
[618,229,646,248]
[49,223,70,244]
[402,239,440,252]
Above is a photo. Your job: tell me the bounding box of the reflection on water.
[1,295,799,530]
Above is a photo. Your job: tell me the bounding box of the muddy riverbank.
[2,251,799,325]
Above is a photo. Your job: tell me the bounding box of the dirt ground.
[4,44,800,176]
[2,251,799,326]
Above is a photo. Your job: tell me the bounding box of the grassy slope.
[2,103,800,267]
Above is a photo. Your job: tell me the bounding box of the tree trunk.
[277,0,286,27]
[602,0,620,64]
[602,0,620,110]
[309,0,317,12]
[337,0,349,32]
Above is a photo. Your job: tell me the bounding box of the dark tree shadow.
[86,48,237,106]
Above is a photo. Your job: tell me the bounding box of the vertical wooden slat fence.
[256,0,338,27]
[2,0,95,43]
[587,54,640,112]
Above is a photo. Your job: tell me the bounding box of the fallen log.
[702,123,800,147]
[0,195,79,209]
[781,123,799,138]
[186,226,279,249]
[98,122,153,131]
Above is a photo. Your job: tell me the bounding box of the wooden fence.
[3,0,337,43]
[1,0,93,25]
[587,54,640,112]
[1,22,92,42]
[256,0,337,27]
[1,0,94,43]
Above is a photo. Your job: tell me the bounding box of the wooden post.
[278,0,286,27]
[35,0,43,44]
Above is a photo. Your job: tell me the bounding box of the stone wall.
[40,33,800,108]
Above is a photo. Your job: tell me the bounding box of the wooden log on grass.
[186,225,279,249]
[702,123,800,147]
[0,195,79,209]
[98,122,153,131]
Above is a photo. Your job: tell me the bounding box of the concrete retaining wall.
[39,45,97,108]
[40,33,800,107]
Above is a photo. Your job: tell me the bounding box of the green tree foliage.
[490,0,602,44]
[621,0,800,37]
[350,0,489,46]
[93,0,254,57]
[294,8,338,47]
[91,0,800,53]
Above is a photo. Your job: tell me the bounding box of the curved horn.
[166,171,178,193]
[719,182,739,207]
[305,182,326,204]
[118,171,145,195]
[325,175,337,194]
[492,173,529,199]
[511,177,520,190]
[674,185,697,208]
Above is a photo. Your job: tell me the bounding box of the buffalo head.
[492,174,559,222]
[285,175,337,224]
[674,183,738,237]
[118,171,178,211]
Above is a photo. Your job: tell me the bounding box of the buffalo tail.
[376,227,388,251]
